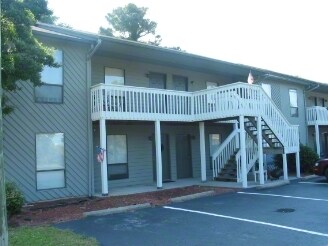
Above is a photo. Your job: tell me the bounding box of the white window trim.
[36,133,66,190]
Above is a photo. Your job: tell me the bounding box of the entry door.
[153,134,171,181]
[149,72,166,89]
[173,75,188,91]
[176,134,192,178]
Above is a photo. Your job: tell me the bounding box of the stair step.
[215,176,237,182]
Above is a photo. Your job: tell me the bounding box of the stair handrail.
[228,83,299,153]
[211,128,239,179]
[236,131,259,182]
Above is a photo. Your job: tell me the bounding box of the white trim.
[298,182,328,185]
[237,192,328,202]
[164,206,328,238]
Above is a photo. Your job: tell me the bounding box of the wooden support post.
[100,118,108,195]
[296,151,301,178]
[239,116,247,188]
[155,120,163,188]
[283,153,288,181]
[315,124,320,157]
[199,122,206,182]
[257,116,265,184]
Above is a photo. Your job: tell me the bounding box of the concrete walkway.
[97,175,302,197]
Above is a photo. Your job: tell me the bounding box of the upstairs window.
[105,67,125,85]
[261,83,272,98]
[289,89,298,117]
[35,49,63,103]
[206,81,218,89]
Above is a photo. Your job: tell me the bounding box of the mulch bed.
[9,185,236,227]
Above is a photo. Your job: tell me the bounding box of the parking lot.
[57,177,328,246]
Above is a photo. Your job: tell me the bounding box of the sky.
[48,0,328,83]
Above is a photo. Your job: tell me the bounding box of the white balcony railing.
[306,106,328,125]
[91,82,299,153]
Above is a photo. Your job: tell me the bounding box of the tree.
[1,1,56,244]
[1,0,57,114]
[99,3,161,45]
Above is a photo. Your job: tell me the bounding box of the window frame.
[35,132,66,191]
[289,89,299,117]
[209,133,221,170]
[104,67,125,85]
[206,81,218,89]
[106,134,129,180]
[261,83,272,98]
[172,74,188,91]
[35,49,64,104]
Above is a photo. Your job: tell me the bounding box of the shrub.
[274,144,319,173]
[6,182,24,216]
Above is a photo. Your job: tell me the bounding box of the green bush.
[6,182,24,216]
[274,144,319,173]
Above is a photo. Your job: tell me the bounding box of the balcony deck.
[307,106,328,125]
[91,82,299,153]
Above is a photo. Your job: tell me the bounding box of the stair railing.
[236,132,259,182]
[211,129,239,179]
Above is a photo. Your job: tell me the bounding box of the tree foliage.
[274,144,319,173]
[1,0,57,113]
[99,3,161,45]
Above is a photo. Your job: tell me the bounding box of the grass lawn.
[9,226,98,246]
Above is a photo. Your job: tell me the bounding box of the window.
[105,67,125,85]
[206,81,218,89]
[35,50,63,103]
[36,133,65,190]
[209,134,221,156]
[289,89,298,117]
[107,135,128,180]
[261,83,271,98]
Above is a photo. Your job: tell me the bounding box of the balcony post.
[155,120,163,188]
[257,116,265,185]
[315,124,320,157]
[239,115,247,188]
[296,151,301,178]
[282,153,288,180]
[199,122,206,182]
[100,118,108,195]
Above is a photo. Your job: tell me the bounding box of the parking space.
[57,177,328,246]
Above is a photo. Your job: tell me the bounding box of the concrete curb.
[256,180,290,190]
[300,174,317,180]
[169,191,215,203]
[83,203,151,217]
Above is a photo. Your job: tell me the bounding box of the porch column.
[100,119,108,195]
[296,151,301,178]
[282,153,288,180]
[239,115,247,188]
[257,116,265,185]
[155,120,163,188]
[315,124,320,157]
[199,122,206,182]
[233,122,240,148]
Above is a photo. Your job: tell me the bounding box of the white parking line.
[164,206,328,238]
[299,181,328,185]
[237,192,328,202]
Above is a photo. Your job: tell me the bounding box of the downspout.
[86,38,101,197]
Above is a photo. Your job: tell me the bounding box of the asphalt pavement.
[56,177,328,246]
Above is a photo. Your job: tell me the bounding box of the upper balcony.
[306,106,328,125]
[91,82,299,153]
[91,82,265,122]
